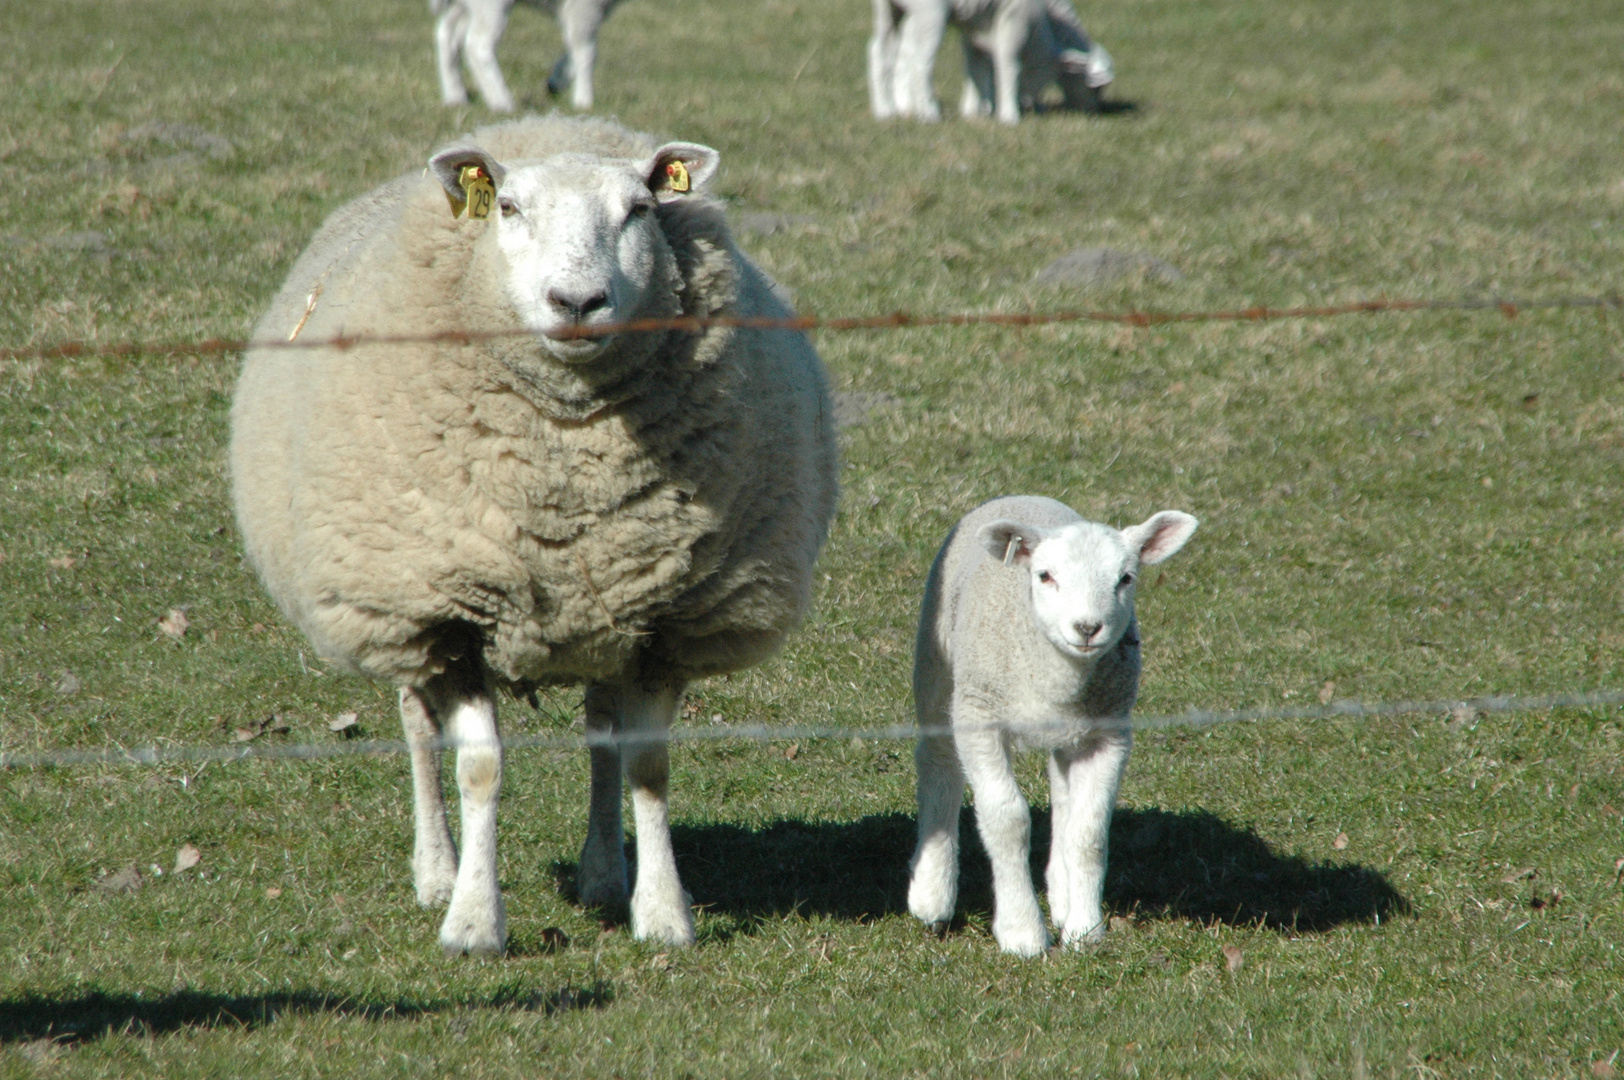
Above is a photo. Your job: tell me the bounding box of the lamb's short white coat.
[908,496,1197,955]
[433,0,625,111]
[868,0,1113,125]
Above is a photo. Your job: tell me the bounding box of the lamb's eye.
[1038,570,1055,585]
[1119,572,1136,588]
[498,197,518,218]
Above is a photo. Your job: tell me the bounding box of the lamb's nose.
[547,287,610,322]
[1074,621,1102,644]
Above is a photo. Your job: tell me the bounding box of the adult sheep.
[433,0,625,112]
[230,115,838,955]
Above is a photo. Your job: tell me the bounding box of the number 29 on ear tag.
[459,164,495,220]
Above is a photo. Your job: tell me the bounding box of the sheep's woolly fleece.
[231,116,838,691]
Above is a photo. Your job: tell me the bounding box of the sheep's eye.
[1038,570,1055,585]
[1119,572,1136,588]
[627,201,654,222]
[498,197,518,218]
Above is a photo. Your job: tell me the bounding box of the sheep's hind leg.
[462,0,515,112]
[907,727,965,929]
[432,663,507,957]
[577,682,630,909]
[958,716,1049,956]
[1052,726,1131,948]
[621,679,694,945]
[556,0,602,109]
[434,0,472,106]
[401,687,457,907]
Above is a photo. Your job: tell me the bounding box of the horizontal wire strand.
[3,689,1620,770]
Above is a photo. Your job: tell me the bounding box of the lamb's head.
[979,510,1198,662]
[429,140,720,363]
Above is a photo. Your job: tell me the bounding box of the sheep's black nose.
[1074,621,1102,643]
[548,288,610,322]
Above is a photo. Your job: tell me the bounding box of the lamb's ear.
[644,142,719,202]
[978,520,1042,567]
[428,146,507,218]
[1122,511,1199,565]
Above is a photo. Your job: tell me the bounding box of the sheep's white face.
[428,140,719,364]
[492,157,661,362]
[981,511,1199,663]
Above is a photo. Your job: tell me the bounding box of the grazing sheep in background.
[230,116,838,954]
[433,0,626,112]
[869,0,1113,125]
[908,496,1196,955]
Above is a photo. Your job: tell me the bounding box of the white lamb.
[908,496,1196,955]
[230,116,838,955]
[433,0,625,112]
[868,0,1114,125]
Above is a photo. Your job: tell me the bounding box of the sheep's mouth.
[542,332,614,362]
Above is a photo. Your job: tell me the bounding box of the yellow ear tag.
[664,159,691,194]
[458,164,495,220]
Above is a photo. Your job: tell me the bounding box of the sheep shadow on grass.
[589,805,1407,935]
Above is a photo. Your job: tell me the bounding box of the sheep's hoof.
[630,892,696,947]
[993,922,1051,958]
[924,920,950,940]
[439,900,507,958]
[1060,923,1107,950]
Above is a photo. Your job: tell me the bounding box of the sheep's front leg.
[401,687,457,906]
[577,682,630,909]
[894,4,947,120]
[990,28,1024,125]
[432,669,507,956]
[1044,749,1073,929]
[620,679,694,945]
[434,0,472,106]
[1051,726,1131,948]
[463,0,515,112]
[907,727,966,928]
[957,715,1049,956]
[867,0,902,118]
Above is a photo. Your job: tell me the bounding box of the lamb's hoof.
[439,903,507,958]
[630,893,696,947]
[1060,922,1107,950]
[993,922,1051,958]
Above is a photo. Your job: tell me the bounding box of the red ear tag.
[664,159,691,194]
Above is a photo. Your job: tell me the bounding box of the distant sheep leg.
[463,0,516,112]
[401,686,458,906]
[906,727,965,927]
[619,678,695,945]
[1049,727,1130,947]
[867,0,902,118]
[434,0,472,106]
[556,0,603,109]
[432,664,508,956]
[577,682,630,908]
[957,716,1050,956]
[989,11,1025,125]
[894,4,946,120]
[959,44,995,118]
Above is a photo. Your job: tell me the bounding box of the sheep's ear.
[978,520,1041,567]
[644,142,719,202]
[428,146,507,218]
[1123,511,1199,565]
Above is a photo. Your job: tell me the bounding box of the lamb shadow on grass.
[0,982,612,1046]
[629,805,1405,934]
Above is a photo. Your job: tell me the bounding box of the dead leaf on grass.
[48,555,77,570]
[265,886,283,899]
[1333,832,1349,850]
[1501,866,1537,884]
[157,608,190,639]
[1592,1052,1619,1079]
[96,863,145,893]
[1318,680,1336,704]
[236,714,291,742]
[15,1037,64,1065]
[328,712,359,735]
[1614,857,1624,883]
[54,671,81,697]
[174,843,202,874]
[784,742,799,761]
[1222,944,1244,972]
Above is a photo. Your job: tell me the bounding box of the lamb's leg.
[1044,749,1072,929]
[620,678,695,945]
[463,0,516,112]
[867,0,902,118]
[432,663,507,956]
[894,3,946,120]
[907,727,965,928]
[577,681,630,909]
[1052,726,1131,948]
[957,716,1048,956]
[401,686,457,906]
[556,0,603,109]
[989,17,1024,125]
[434,0,472,106]
[960,44,995,118]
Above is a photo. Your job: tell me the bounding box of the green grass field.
[3,0,1623,1075]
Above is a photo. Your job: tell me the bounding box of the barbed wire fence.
[3,290,1621,770]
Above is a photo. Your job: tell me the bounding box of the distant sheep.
[869,0,1113,125]
[231,116,838,954]
[908,496,1196,955]
[433,0,626,112]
